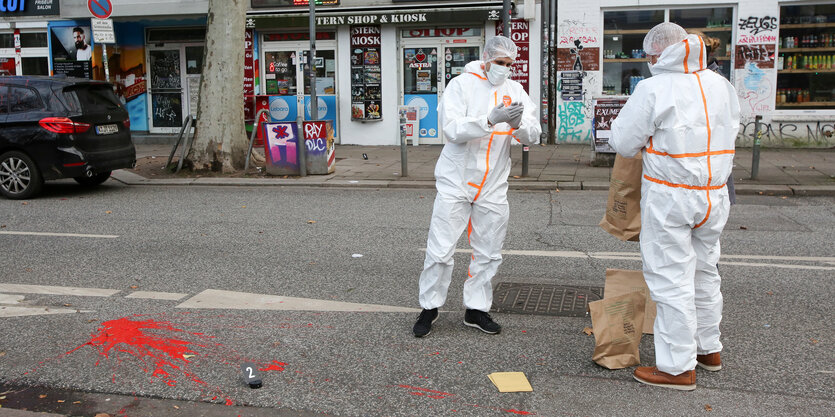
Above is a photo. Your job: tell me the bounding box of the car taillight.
[123,117,131,129]
[39,117,91,134]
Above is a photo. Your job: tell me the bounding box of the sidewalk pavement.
[118,143,835,196]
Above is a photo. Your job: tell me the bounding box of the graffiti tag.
[738,16,778,35]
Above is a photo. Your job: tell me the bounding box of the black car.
[0,76,136,199]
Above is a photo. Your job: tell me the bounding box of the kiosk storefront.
[247,3,525,146]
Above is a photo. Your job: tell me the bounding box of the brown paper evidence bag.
[599,154,642,242]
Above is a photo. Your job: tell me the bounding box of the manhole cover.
[491,283,604,317]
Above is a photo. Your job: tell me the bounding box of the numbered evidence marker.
[241,362,263,389]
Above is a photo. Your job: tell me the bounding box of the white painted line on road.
[0,306,93,318]
[0,293,25,304]
[125,291,188,301]
[0,284,121,297]
[0,231,119,239]
[176,289,420,313]
[451,249,835,270]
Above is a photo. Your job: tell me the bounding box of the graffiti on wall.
[738,120,835,147]
[737,15,779,44]
[738,61,775,115]
[557,19,599,47]
[557,101,588,141]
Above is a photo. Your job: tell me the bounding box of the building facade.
[558,0,835,148]
[1,1,832,147]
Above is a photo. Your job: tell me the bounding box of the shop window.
[22,57,48,76]
[602,8,733,96]
[264,51,298,95]
[0,34,13,49]
[776,4,835,110]
[20,33,47,48]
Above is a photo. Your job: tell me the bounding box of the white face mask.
[486,63,511,85]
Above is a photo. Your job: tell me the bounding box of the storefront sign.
[496,19,531,92]
[252,9,498,30]
[252,0,339,7]
[734,44,775,69]
[350,25,382,121]
[263,32,336,42]
[592,98,627,153]
[0,0,59,16]
[244,29,256,122]
[402,27,479,38]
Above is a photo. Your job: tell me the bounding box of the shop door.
[147,44,203,133]
[262,46,338,138]
[402,44,480,144]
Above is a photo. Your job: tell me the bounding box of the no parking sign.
[88,0,113,19]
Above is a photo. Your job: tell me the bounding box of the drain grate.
[491,283,604,317]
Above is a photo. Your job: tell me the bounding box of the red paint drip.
[398,385,454,398]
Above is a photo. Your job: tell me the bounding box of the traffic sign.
[92,19,116,44]
[88,0,113,19]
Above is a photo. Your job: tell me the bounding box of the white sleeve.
[610,82,655,158]
[439,77,492,144]
[512,90,542,146]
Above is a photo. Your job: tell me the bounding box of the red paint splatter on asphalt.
[260,361,287,372]
[504,409,536,415]
[65,317,207,388]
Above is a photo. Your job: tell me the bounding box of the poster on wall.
[495,19,531,92]
[350,25,383,121]
[592,98,627,153]
[49,23,93,79]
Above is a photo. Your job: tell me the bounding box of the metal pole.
[102,44,110,83]
[502,0,511,35]
[540,0,549,146]
[400,114,408,177]
[549,0,557,145]
[751,115,762,180]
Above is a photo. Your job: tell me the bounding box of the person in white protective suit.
[412,35,541,338]
[609,22,740,390]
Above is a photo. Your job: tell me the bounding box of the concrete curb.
[111,170,835,195]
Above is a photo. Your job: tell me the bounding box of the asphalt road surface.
[0,180,833,416]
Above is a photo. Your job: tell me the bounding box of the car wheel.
[0,151,43,200]
[74,171,112,186]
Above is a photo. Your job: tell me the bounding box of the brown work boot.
[697,352,722,371]
[633,366,696,391]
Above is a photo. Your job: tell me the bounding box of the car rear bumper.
[43,144,136,180]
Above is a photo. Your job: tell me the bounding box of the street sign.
[88,0,113,19]
[91,18,116,44]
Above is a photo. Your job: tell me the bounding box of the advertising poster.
[350,25,383,121]
[49,22,94,79]
[592,98,627,153]
[405,94,438,139]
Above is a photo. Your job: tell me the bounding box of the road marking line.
[454,249,835,262]
[0,284,120,297]
[125,291,189,301]
[0,306,93,318]
[451,249,835,270]
[176,289,420,313]
[0,293,25,304]
[0,231,119,239]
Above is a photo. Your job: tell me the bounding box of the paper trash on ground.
[488,372,533,392]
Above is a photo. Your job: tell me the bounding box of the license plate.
[96,124,119,135]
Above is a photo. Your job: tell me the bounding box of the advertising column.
[350,25,383,121]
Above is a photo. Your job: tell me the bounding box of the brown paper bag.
[604,269,657,334]
[599,154,642,242]
[588,291,646,369]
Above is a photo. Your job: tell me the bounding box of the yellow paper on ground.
[488,372,533,392]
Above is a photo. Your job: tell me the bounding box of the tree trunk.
[187,0,247,172]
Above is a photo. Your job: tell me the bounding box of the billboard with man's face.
[49,22,93,78]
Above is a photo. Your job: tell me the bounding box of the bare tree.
[187,0,248,172]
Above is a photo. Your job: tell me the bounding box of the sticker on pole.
[88,0,114,19]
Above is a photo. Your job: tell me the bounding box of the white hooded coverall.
[609,35,741,375]
[418,60,541,312]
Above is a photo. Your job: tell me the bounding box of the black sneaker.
[413,308,439,338]
[464,309,501,334]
